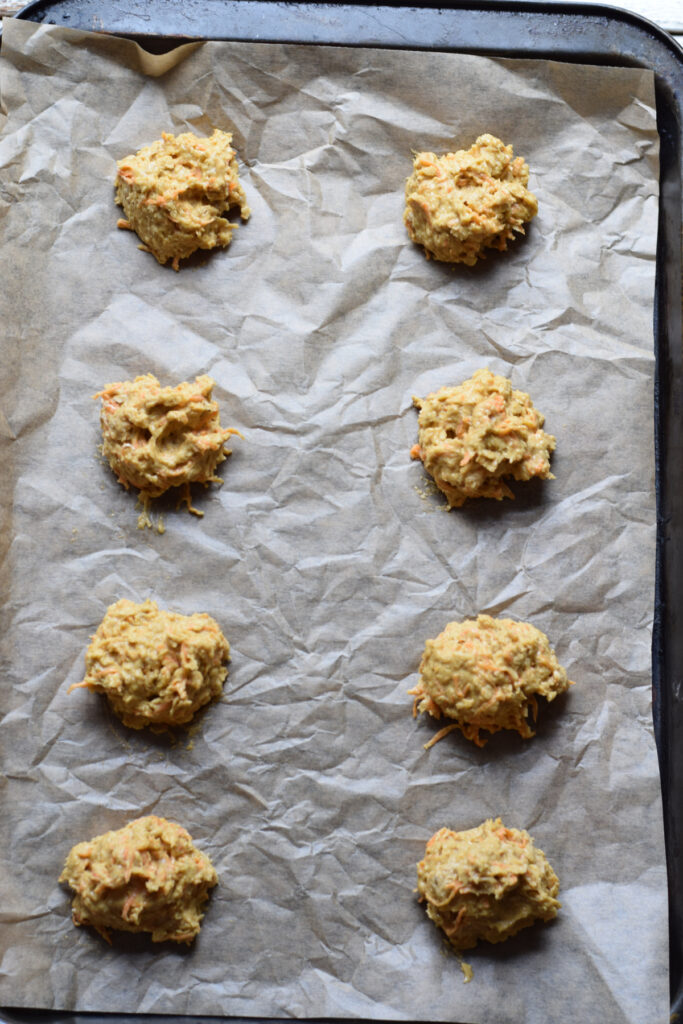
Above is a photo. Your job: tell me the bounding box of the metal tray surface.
[2,2,682,1022]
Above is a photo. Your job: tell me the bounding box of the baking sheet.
[0,17,668,1023]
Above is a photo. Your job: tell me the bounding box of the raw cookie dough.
[69,598,230,729]
[96,373,240,522]
[411,368,555,508]
[417,818,560,950]
[404,133,537,264]
[59,815,217,944]
[115,129,250,270]
[409,614,572,747]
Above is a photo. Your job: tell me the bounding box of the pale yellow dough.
[70,598,230,729]
[411,368,555,508]
[96,373,240,521]
[404,133,537,264]
[115,129,250,270]
[417,818,560,951]
[60,815,217,944]
[409,614,572,747]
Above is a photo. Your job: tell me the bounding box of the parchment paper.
[0,17,667,1024]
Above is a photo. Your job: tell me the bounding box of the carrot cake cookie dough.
[115,129,250,270]
[417,818,560,951]
[69,598,230,730]
[96,373,240,523]
[60,815,217,944]
[404,133,537,264]
[409,614,572,747]
[411,368,555,508]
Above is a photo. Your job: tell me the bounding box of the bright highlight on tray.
[69,598,230,730]
[411,368,555,508]
[95,373,241,527]
[115,128,250,270]
[409,614,572,747]
[417,818,560,951]
[404,133,537,264]
[59,815,217,944]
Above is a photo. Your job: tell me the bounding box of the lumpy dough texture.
[411,369,555,508]
[404,134,537,264]
[409,614,571,747]
[115,129,250,270]
[417,818,560,951]
[70,598,230,729]
[96,373,239,517]
[59,815,217,944]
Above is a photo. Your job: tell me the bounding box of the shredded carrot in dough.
[69,598,230,730]
[411,369,555,508]
[404,134,537,265]
[114,129,250,269]
[95,373,241,528]
[59,815,217,944]
[416,818,560,952]
[409,614,572,747]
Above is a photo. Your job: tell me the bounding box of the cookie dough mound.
[69,598,230,729]
[417,818,560,951]
[59,815,217,944]
[409,614,571,747]
[96,373,240,519]
[404,134,537,265]
[115,129,250,270]
[411,369,555,508]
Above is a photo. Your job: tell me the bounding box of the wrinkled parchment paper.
[0,17,667,1023]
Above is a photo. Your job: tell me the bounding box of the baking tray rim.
[1,1,681,1022]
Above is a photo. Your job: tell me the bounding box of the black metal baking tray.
[1,2,681,1022]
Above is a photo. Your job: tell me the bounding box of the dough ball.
[404,133,537,264]
[417,818,560,950]
[70,598,230,729]
[409,614,571,747]
[411,368,555,508]
[96,373,240,514]
[60,815,217,944]
[115,128,250,270]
